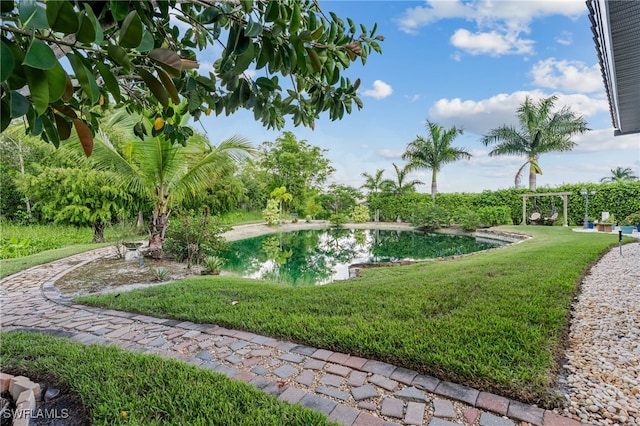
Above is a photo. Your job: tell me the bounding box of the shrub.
[622,212,640,226]
[477,206,513,227]
[410,204,450,230]
[164,212,227,267]
[262,199,280,225]
[202,255,225,274]
[458,210,481,231]
[329,213,347,227]
[351,205,370,223]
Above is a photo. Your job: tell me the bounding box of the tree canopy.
[0,0,383,154]
[481,95,589,191]
[403,120,470,202]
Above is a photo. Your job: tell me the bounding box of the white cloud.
[555,31,573,46]
[450,29,534,56]
[429,91,609,135]
[361,80,393,100]
[397,0,585,34]
[376,148,404,159]
[572,129,640,153]
[397,0,585,58]
[530,59,602,93]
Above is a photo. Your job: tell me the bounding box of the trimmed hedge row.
[368,181,640,227]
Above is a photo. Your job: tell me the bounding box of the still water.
[221,228,503,285]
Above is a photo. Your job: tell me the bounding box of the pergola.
[520,192,573,227]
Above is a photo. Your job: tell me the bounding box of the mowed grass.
[0,244,108,278]
[77,226,625,404]
[0,332,332,426]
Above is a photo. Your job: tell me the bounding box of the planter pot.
[596,223,613,232]
[620,225,635,235]
[636,224,640,232]
[588,222,595,229]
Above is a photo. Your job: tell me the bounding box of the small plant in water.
[149,267,169,281]
[202,256,224,275]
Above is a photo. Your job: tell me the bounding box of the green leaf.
[289,3,301,33]
[245,18,262,38]
[110,0,129,21]
[234,42,254,73]
[19,0,48,29]
[24,66,48,115]
[200,6,220,24]
[76,13,97,44]
[136,30,154,52]
[46,1,79,34]
[0,41,15,82]
[138,68,168,108]
[95,61,121,102]
[83,4,103,44]
[156,68,180,105]
[0,98,10,132]
[54,114,72,140]
[45,61,68,102]
[67,53,99,104]
[256,77,275,91]
[119,11,143,49]
[22,39,57,70]
[41,112,60,148]
[107,45,132,72]
[10,91,29,118]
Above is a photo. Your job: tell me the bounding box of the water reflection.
[221,228,503,285]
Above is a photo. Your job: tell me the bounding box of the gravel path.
[559,240,640,425]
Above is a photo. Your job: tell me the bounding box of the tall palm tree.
[361,169,385,221]
[600,166,638,182]
[481,95,589,191]
[382,163,423,196]
[76,111,253,258]
[402,120,470,202]
[360,169,385,194]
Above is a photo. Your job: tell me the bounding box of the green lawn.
[0,332,333,426]
[77,226,624,405]
[0,244,108,278]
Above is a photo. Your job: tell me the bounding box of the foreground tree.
[1,1,383,151]
[600,167,638,182]
[27,167,133,242]
[481,95,589,191]
[257,131,335,212]
[402,121,470,202]
[76,111,252,258]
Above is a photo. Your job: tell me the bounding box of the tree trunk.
[148,194,171,259]
[136,211,144,229]
[93,222,105,243]
[431,169,437,202]
[529,171,537,191]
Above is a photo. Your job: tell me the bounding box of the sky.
[195,0,640,194]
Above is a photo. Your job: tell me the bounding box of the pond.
[221,228,504,285]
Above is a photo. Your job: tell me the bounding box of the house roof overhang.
[587,0,640,136]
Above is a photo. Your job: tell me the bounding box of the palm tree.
[402,120,470,202]
[360,169,385,221]
[481,95,589,191]
[381,163,423,196]
[600,167,638,182]
[78,111,253,258]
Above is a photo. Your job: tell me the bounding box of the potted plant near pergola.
[620,213,639,234]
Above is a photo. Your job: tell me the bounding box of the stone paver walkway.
[0,246,584,426]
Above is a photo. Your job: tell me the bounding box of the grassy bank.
[0,332,332,426]
[77,226,623,404]
[0,244,109,278]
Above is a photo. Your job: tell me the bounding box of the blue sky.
[196,0,640,194]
